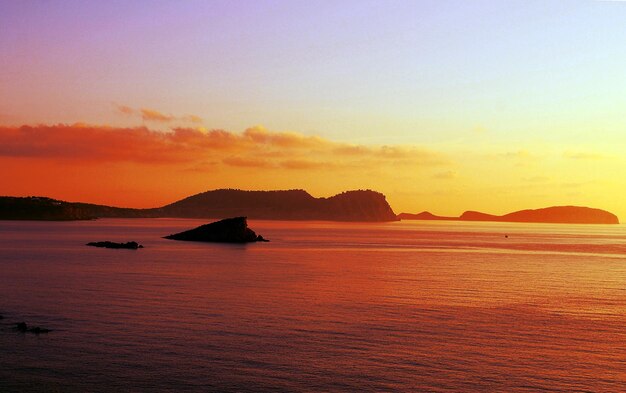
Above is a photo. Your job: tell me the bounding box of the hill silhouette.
[0,197,152,221]
[399,206,619,224]
[0,189,398,222]
[157,189,397,221]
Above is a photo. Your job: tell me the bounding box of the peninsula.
[0,189,398,222]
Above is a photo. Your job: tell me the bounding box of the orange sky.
[2,3,625,219]
[0,116,623,220]
[0,121,447,208]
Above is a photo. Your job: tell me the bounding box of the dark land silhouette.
[86,241,144,249]
[164,217,268,243]
[1,192,618,224]
[0,196,152,220]
[0,189,398,222]
[398,206,619,224]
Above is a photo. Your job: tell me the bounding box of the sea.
[0,218,625,392]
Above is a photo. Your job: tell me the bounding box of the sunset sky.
[1,1,625,218]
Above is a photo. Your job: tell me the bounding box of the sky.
[1,0,626,218]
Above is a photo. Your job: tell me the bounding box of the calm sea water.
[0,218,625,392]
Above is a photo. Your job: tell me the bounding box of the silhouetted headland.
[399,206,619,224]
[164,217,268,243]
[0,189,398,222]
[158,189,397,221]
[86,241,144,249]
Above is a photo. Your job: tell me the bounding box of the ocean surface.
[0,218,625,392]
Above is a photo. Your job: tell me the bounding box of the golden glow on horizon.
[0,122,623,220]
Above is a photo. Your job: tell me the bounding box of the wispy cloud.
[116,105,135,116]
[498,150,533,159]
[432,170,457,180]
[115,104,203,124]
[244,126,326,149]
[523,175,550,183]
[185,114,204,124]
[280,159,335,170]
[564,151,605,160]
[222,156,272,168]
[0,124,449,172]
[140,108,174,122]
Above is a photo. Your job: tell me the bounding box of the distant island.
[398,206,619,224]
[0,189,398,222]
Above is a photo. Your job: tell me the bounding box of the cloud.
[222,157,334,170]
[523,176,550,183]
[559,182,584,189]
[115,105,203,125]
[333,144,448,165]
[182,160,220,172]
[222,156,272,168]
[488,149,540,168]
[499,150,532,159]
[140,108,174,122]
[185,114,203,124]
[0,124,193,163]
[243,126,326,149]
[280,159,335,170]
[0,123,449,173]
[564,151,605,160]
[472,125,487,134]
[116,105,135,116]
[432,170,457,179]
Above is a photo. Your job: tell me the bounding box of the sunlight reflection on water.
[0,219,625,392]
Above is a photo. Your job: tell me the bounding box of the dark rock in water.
[86,241,143,249]
[164,217,268,243]
[15,322,52,334]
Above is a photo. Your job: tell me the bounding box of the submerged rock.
[86,241,143,249]
[164,217,269,243]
